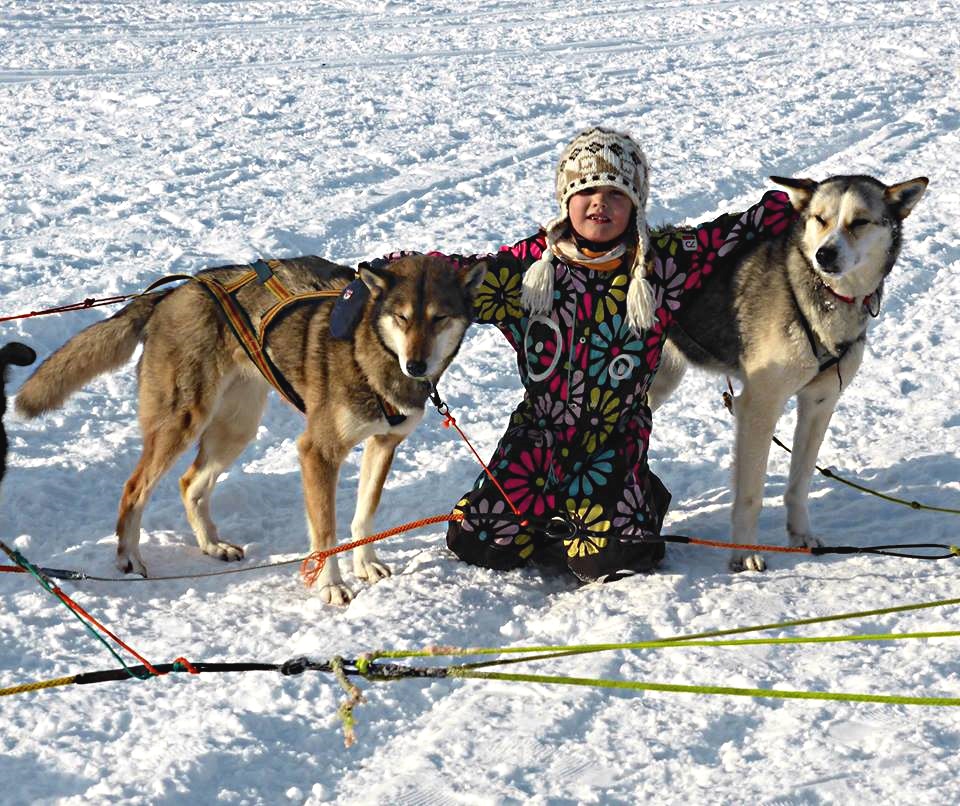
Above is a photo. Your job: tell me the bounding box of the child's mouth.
[587,214,610,223]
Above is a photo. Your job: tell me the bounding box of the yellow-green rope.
[450,669,960,706]
[771,434,960,515]
[0,676,77,697]
[366,594,960,665]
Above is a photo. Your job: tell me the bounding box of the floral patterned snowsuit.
[431,191,794,580]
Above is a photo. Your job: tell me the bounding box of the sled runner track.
[1,13,951,86]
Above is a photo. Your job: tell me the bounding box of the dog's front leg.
[351,434,401,583]
[784,381,837,548]
[730,374,793,572]
[298,434,353,605]
[785,348,862,547]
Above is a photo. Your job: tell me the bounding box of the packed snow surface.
[2,1,959,803]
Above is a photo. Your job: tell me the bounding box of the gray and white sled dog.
[649,174,928,571]
[16,255,485,603]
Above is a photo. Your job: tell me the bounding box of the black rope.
[68,657,447,688]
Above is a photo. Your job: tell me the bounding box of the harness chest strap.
[790,280,883,375]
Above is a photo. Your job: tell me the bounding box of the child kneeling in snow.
[365,127,794,582]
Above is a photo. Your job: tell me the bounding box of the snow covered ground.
[2,1,959,802]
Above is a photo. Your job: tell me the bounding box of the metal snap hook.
[544,516,578,541]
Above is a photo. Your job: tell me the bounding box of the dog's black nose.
[815,246,838,271]
[405,360,427,377]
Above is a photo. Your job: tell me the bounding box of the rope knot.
[280,656,309,676]
[171,657,199,674]
[300,554,328,587]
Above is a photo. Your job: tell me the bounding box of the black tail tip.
[0,342,37,368]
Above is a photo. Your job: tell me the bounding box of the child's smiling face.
[567,186,633,243]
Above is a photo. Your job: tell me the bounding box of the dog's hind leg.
[116,402,213,577]
[729,370,795,572]
[351,434,402,583]
[179,373,269,562]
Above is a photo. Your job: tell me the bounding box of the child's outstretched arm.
[652,190,796,303]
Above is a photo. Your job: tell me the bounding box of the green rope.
[450,630,960,672]
[770,434,960,515]
[450,669,960,706]
[0,542,150,680]
[367,595,960,665]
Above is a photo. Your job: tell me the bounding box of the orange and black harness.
[146,259,407,424]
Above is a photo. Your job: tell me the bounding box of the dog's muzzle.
[815,245,840,273]
[405,360,428,378]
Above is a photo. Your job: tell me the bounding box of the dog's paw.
[729,551,766,572]
[354,557,391,583]
[202,540,245,562]
[116,551,148,578]
[788,529,824,549]
[318,583,355,606]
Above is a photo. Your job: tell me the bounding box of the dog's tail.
[15,292,165,418]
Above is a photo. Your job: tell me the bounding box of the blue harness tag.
[329,279,370,340]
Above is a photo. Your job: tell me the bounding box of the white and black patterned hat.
[554,127,650,216]
[522,127,655,333]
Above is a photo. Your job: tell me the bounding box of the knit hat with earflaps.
[522,127,655,333]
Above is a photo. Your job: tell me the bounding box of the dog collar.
[822,282,882,316]
[376,395,407,427]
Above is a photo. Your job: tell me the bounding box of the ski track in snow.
[1,2,959,803]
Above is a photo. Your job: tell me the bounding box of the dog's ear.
[885,177,928,220]
[358,265,394,298]
[461,261,488,296]
[770,176,818,211]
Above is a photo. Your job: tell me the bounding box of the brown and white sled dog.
[16,255,485,603]
[649,175,928,571]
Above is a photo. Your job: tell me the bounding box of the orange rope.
[439,412,526,521]
[51,585,163,676]
[0,294,135,323]
[300,513,462,587]
[685,537,812,554]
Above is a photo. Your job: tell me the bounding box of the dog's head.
[359,255,486,381]
[771,174,928,298]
